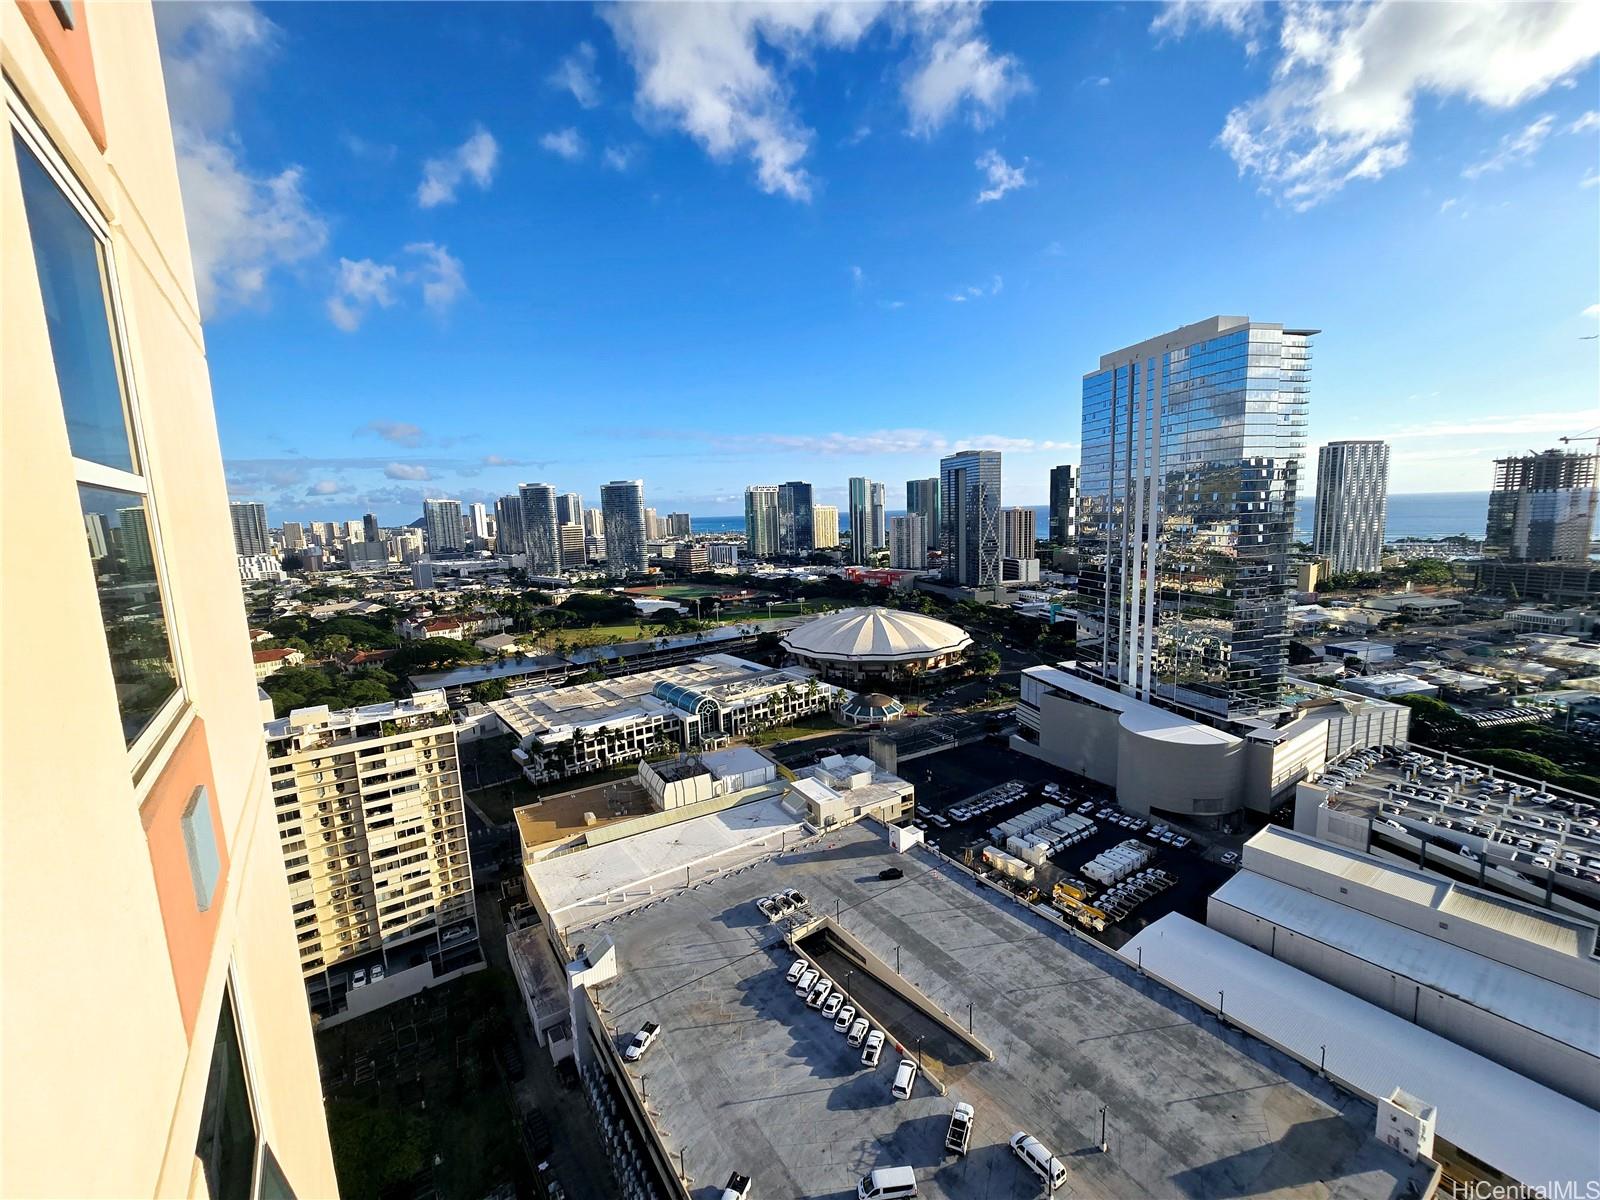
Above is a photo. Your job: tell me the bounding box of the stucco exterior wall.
[1,4,337,1195]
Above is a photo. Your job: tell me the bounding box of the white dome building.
[781,606,972,685]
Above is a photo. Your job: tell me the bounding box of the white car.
[847,1018,870,1046]
[350,967,367,989]
[821,992,844,1019]
[834,1004,857,1032]
[795,968,819,996]
[891,1058,918,1100]
[623,1021,660,1063]
[807,979,833,1009]
[786,959,808,985]
[861,1029,885,1067]
[719,1172,751,1200]
[1010,1132,1067,1191]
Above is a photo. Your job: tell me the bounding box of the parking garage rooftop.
[579,821,1430,1199]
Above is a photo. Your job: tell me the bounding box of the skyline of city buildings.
[422,497,463,555]
[1313,440,1390,574]
[743,484,780,557]
[907,476,941,551]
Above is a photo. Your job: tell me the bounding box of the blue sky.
[155,1,1600,526]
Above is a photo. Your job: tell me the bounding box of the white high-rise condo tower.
[1313,441,1388,574]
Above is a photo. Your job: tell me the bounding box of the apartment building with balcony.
[3,3,338,1194]
[264,691,480,1024]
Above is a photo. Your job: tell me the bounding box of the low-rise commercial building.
[489,654,846,783]
[1207,827,1600,1109]
[639,745,778,810]
[1014,664,1408,820]
[264,691,480,1022]
[787,752,914,830]
[253,646,305,679]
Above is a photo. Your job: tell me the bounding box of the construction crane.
[1557,427,1600,449]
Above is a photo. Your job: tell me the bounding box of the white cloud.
[1569,110,1600,134]
[406,243,467,314]
[900,2,1031,136]
[549,41,601,108]
[540,128,586,161]
[975,148,1028,202]
[326,258,398,332]
[417,127,499,207]
[1151,0,1266,56]
[359,420,425,447]
[1583,166,1600,188]
[1584,303,1600,319]
[879,299,906,310]
[309,479,343,495]
[1439,197,1459,214]
[661,427,1073,456]
[384,463,432,481]
[603,3,1022,200]
[1384,409,1598,439]
[1462,114,1555,179]
[154,3,328,317]
[602,144,637,171]
[1195,1,1600,209]
[603,3,880,202]
[850,264,865,288]
[950,275,1003,302]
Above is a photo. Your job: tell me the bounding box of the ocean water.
[688,492,1490,543]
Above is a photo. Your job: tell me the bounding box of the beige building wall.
[2,3,338,1197]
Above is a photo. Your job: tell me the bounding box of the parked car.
[623,1022,661,1063]
[891,1058,919,1099]
[861,1029,885,1066]
[350,967,367,989]
[782,888,808,909]
[1009,1132,1067,1191]
[878,867,904,881]
[847,1018,870,1046]
[758,896,781,921]
[786,959,808,985]
[795,968,819,996]
[834,1004,857,1032]
[856,1166,918,1200]
[945,1102,975,1155]
[822,992,844,1019]
[807,979,833,1009]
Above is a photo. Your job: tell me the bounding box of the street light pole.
[1099,1104,1108,1153]
[1217,990,1225,1017]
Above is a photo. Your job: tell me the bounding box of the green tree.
[472,679,508,703]
[325,1100,427,1200]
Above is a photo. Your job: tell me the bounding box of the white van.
[1009,1132,1067,1191]
[856,1166,918,1199]
[890,1058,918,1099]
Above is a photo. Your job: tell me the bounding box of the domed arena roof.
[782,606,971,663]
[840,692,906,723]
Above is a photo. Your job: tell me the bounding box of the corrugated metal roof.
[1212,871,1600,1056]
[1122,916,1600,1192]
[1246,827,1595,958]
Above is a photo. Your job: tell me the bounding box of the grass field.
[625,584,736,598]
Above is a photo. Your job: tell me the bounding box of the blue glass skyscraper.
[1079,316,1312,718]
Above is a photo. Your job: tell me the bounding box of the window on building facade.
[12,120,181,751]
[194,986,258,1199]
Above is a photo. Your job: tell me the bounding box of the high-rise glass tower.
[870,481,887,551]
[556,492,582,526]
[744,485,780,557]
[422,498,463,554]
[363,511,382,543]
[1001,506,1037,560]
[939,450,1002,587]
[1484,449,1598,562]
[777,481,814,554]
[1079,316,1312,719]
[519,483,561,574]
[601,480,648,576]
[1313,441,1388,574]
[495,494,525,555]
[847,477,874,564]
[1048,465,1077,546]
[229,501,269,556]
[906,478,940,551]
[889,515,927,569]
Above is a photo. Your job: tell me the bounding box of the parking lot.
[588,824,1429,1199]
[902,742,1234,948]
[1320,745,1600,901]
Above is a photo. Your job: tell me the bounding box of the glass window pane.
[78,484,178,744]
[14,132,137,473]
[195,988,258,1200]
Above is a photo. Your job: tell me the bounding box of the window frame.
[8,85,191,777]
[199,963,293,1200]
